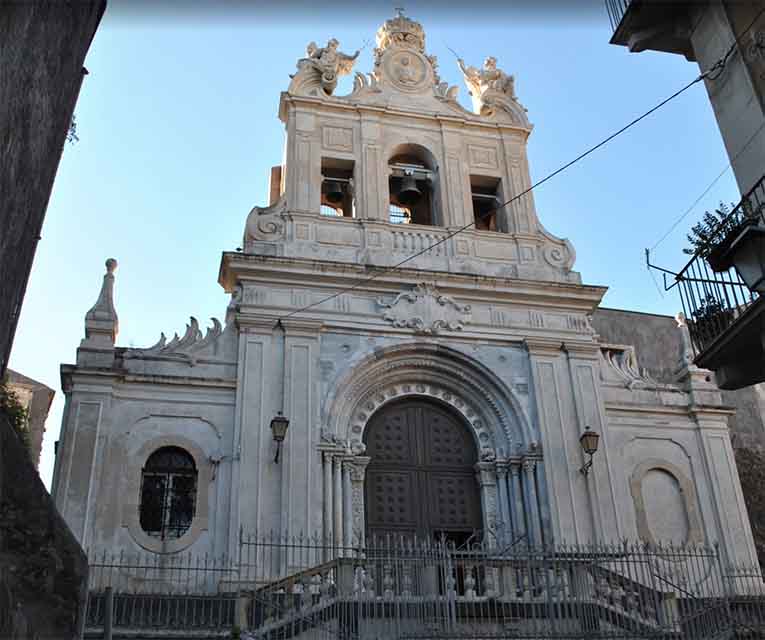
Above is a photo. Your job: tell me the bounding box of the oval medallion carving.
[383,50,432,92]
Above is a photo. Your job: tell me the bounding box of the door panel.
[364,399,481,541]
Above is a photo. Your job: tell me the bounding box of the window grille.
[320,204,343,217]
[139,447,197,540]
[389,203,411,224]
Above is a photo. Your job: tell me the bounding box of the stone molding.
[523,337,564,357]
[123,435,211,554]
[629,458,703,547]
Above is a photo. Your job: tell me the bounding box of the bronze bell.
[397,174,422,206]
[323,180,344,204]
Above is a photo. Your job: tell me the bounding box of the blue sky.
[11,2,741,488]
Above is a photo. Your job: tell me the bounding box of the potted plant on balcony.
[685,200,765,285]
[687,293,735,352]
[684,202,741,271]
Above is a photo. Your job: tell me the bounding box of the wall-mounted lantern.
[270,412,290,464]
[579,428,600,476]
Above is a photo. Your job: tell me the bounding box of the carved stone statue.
[294,38,359,95]
[458,56,515,100]
[457,56,524,120]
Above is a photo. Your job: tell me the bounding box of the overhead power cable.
[649,118,765,252]
[279,75,704,320]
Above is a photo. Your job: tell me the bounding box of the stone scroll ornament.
[290,39,359,96]
[457,56,528,123]
[377,283,471,335]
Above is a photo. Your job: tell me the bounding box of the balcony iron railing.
[658,176,765,357]
[605,0,632,31]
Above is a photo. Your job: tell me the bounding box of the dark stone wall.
[0,412,88,639]
[0,0,106,377]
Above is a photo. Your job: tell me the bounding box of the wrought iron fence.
[605,0,632,32]
[671,175,764,356]
[86,533,765,639]
[85,547,254,630]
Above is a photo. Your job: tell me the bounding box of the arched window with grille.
[139,446,197,540]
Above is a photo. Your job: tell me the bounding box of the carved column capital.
[475,461,497,487]
[495,461,509,479]
[344,456,371,483]
[521,458,537,474]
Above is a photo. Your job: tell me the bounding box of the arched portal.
[363,397,482,543]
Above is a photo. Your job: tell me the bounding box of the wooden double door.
[364,398,482,544]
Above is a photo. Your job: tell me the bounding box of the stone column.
[523,459,542,545]
[509,461,525,544]
[342,459,353,547]
[475,461,500,539]
[333,455,343,553]
[322,451,333,549]
[495,462,512,544]
[347,456,371,548]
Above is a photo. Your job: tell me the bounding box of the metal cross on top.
[394,7,405,17]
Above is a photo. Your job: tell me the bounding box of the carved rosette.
[377,283,471,335]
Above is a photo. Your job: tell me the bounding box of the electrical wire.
[649,118,765,252]
[279,74,704,320]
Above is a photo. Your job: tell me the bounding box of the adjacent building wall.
[5,369,55,470]
[0,0,105,377]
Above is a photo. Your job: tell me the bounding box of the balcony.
[671,175,765,389]
[606,0,696,59]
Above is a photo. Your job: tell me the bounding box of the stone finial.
[676,311,694,369]
[78,259,119,366]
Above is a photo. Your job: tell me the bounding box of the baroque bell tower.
[219,11,606,549]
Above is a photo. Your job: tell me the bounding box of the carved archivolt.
[323,343,531,454]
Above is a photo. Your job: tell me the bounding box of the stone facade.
[54,13,759,573]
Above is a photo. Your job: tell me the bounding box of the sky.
[10,1,742,489]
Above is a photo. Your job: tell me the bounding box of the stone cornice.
[604,402,735,418]
[281,318,324,337]
[236,315,280,334]
[523,337,564,356]
[219,252,607,313]
[61,364,237,392]
[279,92,532,137]
[562,341,601,359]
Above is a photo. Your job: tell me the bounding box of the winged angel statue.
[457,56,520,117]
[294,38,359,95]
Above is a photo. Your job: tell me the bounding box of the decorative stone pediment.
[377,283,471,334]
[125,316,225,365]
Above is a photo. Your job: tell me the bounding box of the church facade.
[52,13,758,573]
